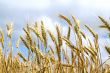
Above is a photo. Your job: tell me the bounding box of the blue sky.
[0,0,110,62]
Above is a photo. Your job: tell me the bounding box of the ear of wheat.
[0,28,4,48]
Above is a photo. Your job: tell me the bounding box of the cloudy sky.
[0,0,110,62]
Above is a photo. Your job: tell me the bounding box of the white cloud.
[0,0,51,10]
[55,0,72,6]
[0,0,73,10]
[77,0,110,9]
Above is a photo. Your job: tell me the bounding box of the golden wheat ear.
[16,37,21,48]
[59,14,73,27]
[99,16,110,31]
[105,46,110,55]
[41,21,47,48]
[67,26,71,40]
[85,25,97,38]
[0,28,4,48]
[56,25,62,47]
[6,23,13,38]
[18,52,27,62]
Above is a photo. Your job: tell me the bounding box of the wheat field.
[0,15,110,73]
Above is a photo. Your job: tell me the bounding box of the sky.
[0,0,110,62]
